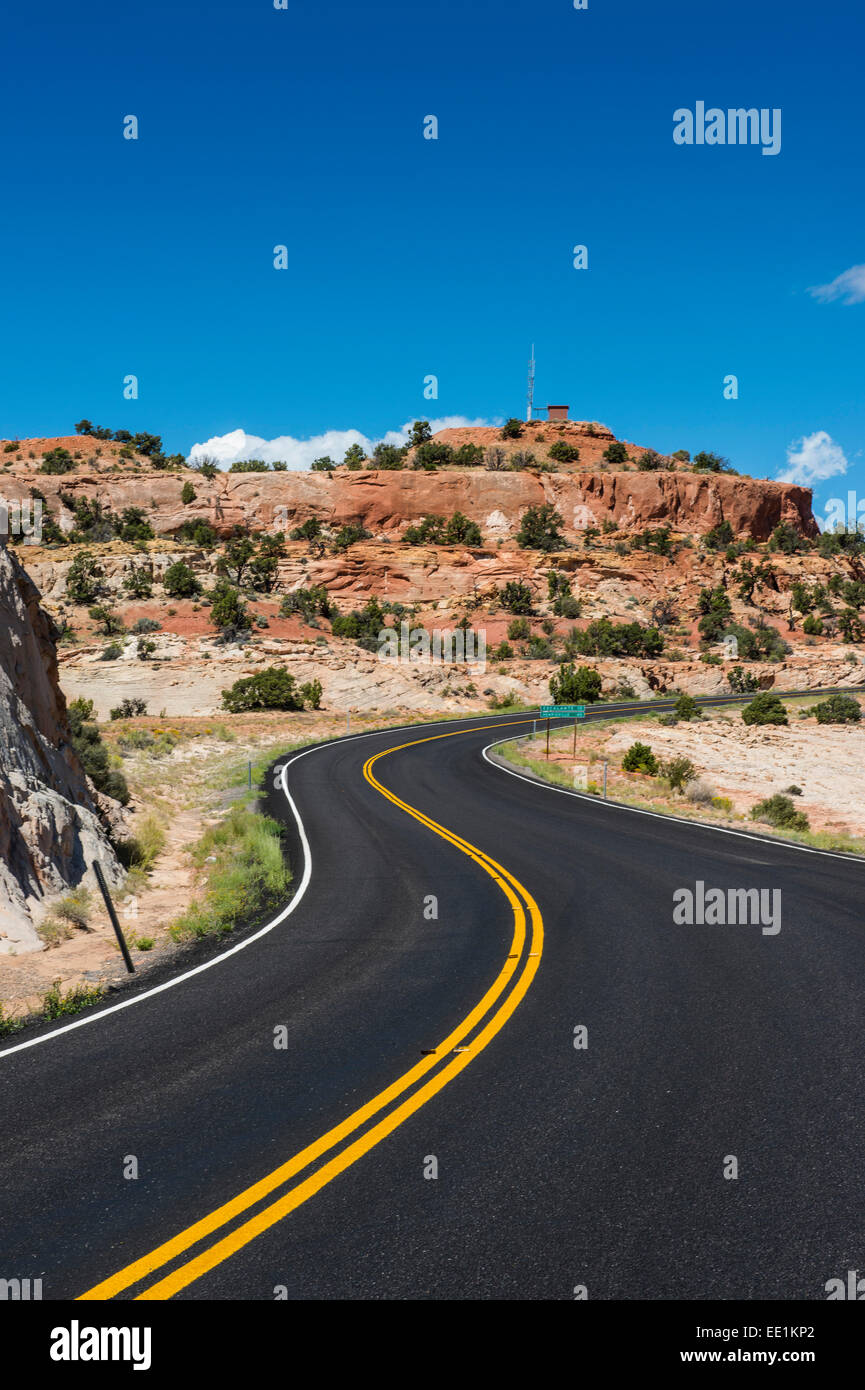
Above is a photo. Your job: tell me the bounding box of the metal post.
[533,720,537,738]
[572,719,578,757]
[546,718,550,759]
[248,760,252,789]
[603,761,608,798]
[93,861,135,974]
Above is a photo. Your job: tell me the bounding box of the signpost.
[538,705,587,759]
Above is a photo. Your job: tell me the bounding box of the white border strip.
[482,739,865,866]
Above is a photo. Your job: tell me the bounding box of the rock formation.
[0,543,122,953]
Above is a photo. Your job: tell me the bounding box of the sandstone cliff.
[0,544,122,952]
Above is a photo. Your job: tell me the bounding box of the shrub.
[290,517,322,541]
[553,594,581,619]
[507,617,530,640]
[330,597,388,651]
[100,642,123,660]
[65,550,105,604]
[453,443,485,467]
[693,451,731,473]
[516,503,565,552]
[549,663,602,704]
[704,520,734,550]
[499,581,534,614]
[662,756,697,792]
[413,441,453,470]
[332,523,372,551]
[768,522,807,555]
[622,742,658,775]
[181,480,196,504]
[176,519,218,548]
[636,449,665,471]
[109,697,148,719]
[136,637,157,659]
[750,794,809,831]
[501,418,525,439]
[802,614,823,635]
[603,442,628,464]
[228,458,270,473]
[811,693,862,724]
[342,443,366,469]
[728,665,759,693]
[492,641,513,660]
[280,585,332,623]
[118,506,154,543]
[210,581,252,635]
[741,692,788,726]
[123,566,152,599]
[131,617,161,634]
[685,777,716,804]
[163,561,201,598]
[220,666,319,712]
[548,440,580,464]
[311,455,335,472]
[674,693,700,720]
[39,447,76,475]
[56,886,91,928]
[41,978,105,1020]
[569,617,663,658]
[68,698,130,803]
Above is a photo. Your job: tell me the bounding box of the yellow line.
[77,719,542,1301]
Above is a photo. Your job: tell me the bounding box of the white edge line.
[0,711,518,1062]
[482,738,865,867]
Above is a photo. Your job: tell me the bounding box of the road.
[1,698,864,1301]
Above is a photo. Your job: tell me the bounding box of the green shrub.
[41,978,105,1020]
[622,742,658,774]
[169,806,290,941]
[280,585,332,623]
[181,480,196,504]
[750,794,809,831]
[741,692,788,726]
[516,503,565,552]
[330,597,387,651]
[499,581,534,614]
[109,697,147,719]
[507,617,530,640]
[220,665,319,713]
[674,693,700,720]
[802,614,823,635]
[164,561,201,598]
[549,663,602,704]
[662,756,697,791]
[40,447,76,475]
[548,440,580,464]
[603,442,628,464]
[65,550,105,604]
[67,698,130,803]
[289,517,322,541]
[811,693,862,724]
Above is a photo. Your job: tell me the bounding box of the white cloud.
[777,430,848,485]
[188,417,497,470]
[808,264,865,305]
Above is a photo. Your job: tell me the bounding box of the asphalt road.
[2,697,864,1301]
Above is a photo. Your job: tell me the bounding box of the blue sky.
[1,0,863,520]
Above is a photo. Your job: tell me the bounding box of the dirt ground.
[512,696,865,844]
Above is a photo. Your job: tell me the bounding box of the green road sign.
[539,704,586,718]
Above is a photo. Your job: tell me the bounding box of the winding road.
[2,699,864,1301]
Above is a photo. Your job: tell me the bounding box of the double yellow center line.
[77,720,543,1300]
